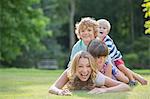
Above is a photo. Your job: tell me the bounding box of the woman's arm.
[88,73,130,94]
[104,76,131,92]
[48,69,72,95]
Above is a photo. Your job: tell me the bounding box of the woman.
[49,51,130,96]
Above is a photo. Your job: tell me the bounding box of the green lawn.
[0,68,150,99]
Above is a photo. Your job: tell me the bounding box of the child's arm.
[104,56,113,78]
[49,69,72,95]
[104,63,112,78]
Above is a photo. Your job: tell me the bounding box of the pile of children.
[49,17,148,95]
[71,17,147,86]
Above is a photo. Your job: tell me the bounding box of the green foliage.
[124,37,150,69]
[0,0,149,69]
[39,0,70,68]
[124,53,139,69]
[142,0,150,34]
[0,0,51,64]
[144,20,150,34]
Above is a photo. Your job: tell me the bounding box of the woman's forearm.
[105,83,131,93]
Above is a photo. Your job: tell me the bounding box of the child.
[97,19,148,85]
[70,17,99,60]
[87,39,129,83]
[69,17,129,83]
[49,51,130,95]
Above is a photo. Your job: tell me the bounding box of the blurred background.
[0,0,150,69]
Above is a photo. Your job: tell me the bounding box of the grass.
[0,68,150,99]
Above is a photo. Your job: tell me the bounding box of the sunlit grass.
[0,68,150,99]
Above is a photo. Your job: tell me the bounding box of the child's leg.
[117,64,135,81]
[127,68,148,85]
[112,66,129,83]
[114,59,135,81]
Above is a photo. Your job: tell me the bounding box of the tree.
[0,0,51,64]
[142,0,150,34]
[69,0,75,49]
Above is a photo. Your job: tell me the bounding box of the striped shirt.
[103,35,122,61]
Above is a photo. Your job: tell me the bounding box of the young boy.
[87,39,129,83]
[69,17,129,83]
[70,17,99,60]
[97,19,148,85]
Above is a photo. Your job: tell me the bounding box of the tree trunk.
[69,0,75,50]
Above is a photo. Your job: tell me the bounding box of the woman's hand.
[88,87,107,94]
[58,89,72,96]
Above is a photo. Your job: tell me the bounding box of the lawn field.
[0,68,150,99]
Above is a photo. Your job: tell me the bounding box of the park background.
[0,0,150,99]
[0,0,150,69]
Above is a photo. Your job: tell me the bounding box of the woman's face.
[79,27,95,45]
[76,57,92,81]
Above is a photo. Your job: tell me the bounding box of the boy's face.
[95,56,106,70]
[79,26,95,45]
[99,23,109,40]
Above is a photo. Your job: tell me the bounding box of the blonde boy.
[70,17,99,60]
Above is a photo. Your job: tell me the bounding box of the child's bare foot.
[136,75,148,85]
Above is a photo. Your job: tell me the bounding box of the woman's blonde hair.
[75,17,100,39]
[67,51,98,90]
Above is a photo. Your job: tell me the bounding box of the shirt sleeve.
[94,72,105,86]
[70,41,80,60]
[70,45,77,61]
[104,35,122,61]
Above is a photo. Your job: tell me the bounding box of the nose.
[83,31,88,35]
[82,67,88,74]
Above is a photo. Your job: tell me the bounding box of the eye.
[81,30,85,33]
[103,27,106,29]
[87,29,92,32]
[86,65,90,67]
[78,65,83,68]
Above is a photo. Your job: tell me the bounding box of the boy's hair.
[87,39,108,58]
[97,19,111,33]
[75,17,99,39]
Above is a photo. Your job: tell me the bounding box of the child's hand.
[58,89,72,96]
[88,87,107,94]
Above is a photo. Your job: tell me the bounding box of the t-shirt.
[103,35,122,61]
[70,40,87,60]
[70,39,112,66]
[94,71,105,86]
